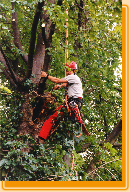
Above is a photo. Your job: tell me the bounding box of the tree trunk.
[18,91,56,142]
[32,32,45,84]
[1,0,62,141]
[18,93,39,140]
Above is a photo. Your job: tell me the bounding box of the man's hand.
[41,71,47,77]
[54,83,67,90]
[54,85,61,90]
[40,72,68,84]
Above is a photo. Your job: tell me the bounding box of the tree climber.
[38,61,89,143]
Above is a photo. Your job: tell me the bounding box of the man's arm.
[41,71,67,84]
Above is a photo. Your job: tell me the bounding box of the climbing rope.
[71,125,78,181]
[71,131,75,170]
[64,8,82,181]
[65,8,68,70]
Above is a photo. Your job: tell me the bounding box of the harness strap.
[74,103,83,138]
[65,94,70,114]
[76,124,82,138]
[65,94,83,138]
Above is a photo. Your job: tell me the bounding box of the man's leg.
[70,101,90,136]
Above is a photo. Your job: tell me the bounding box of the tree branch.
[114,87,122,92]
[79,142,122,153]
[43,22,55,72]
[11,2,28,65]
[32,32,45,84]
[85,88,94,95]
[33,0,61,83]
[42,1,56,72]
[0,48,19,86]
[1,39,19,73]
[105,120,122,145]
[0,49,7,67]
[24,2,44,81]
[0,66,17,87]
[87,158,122,177]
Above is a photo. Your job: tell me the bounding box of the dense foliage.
[0,0,122,181]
